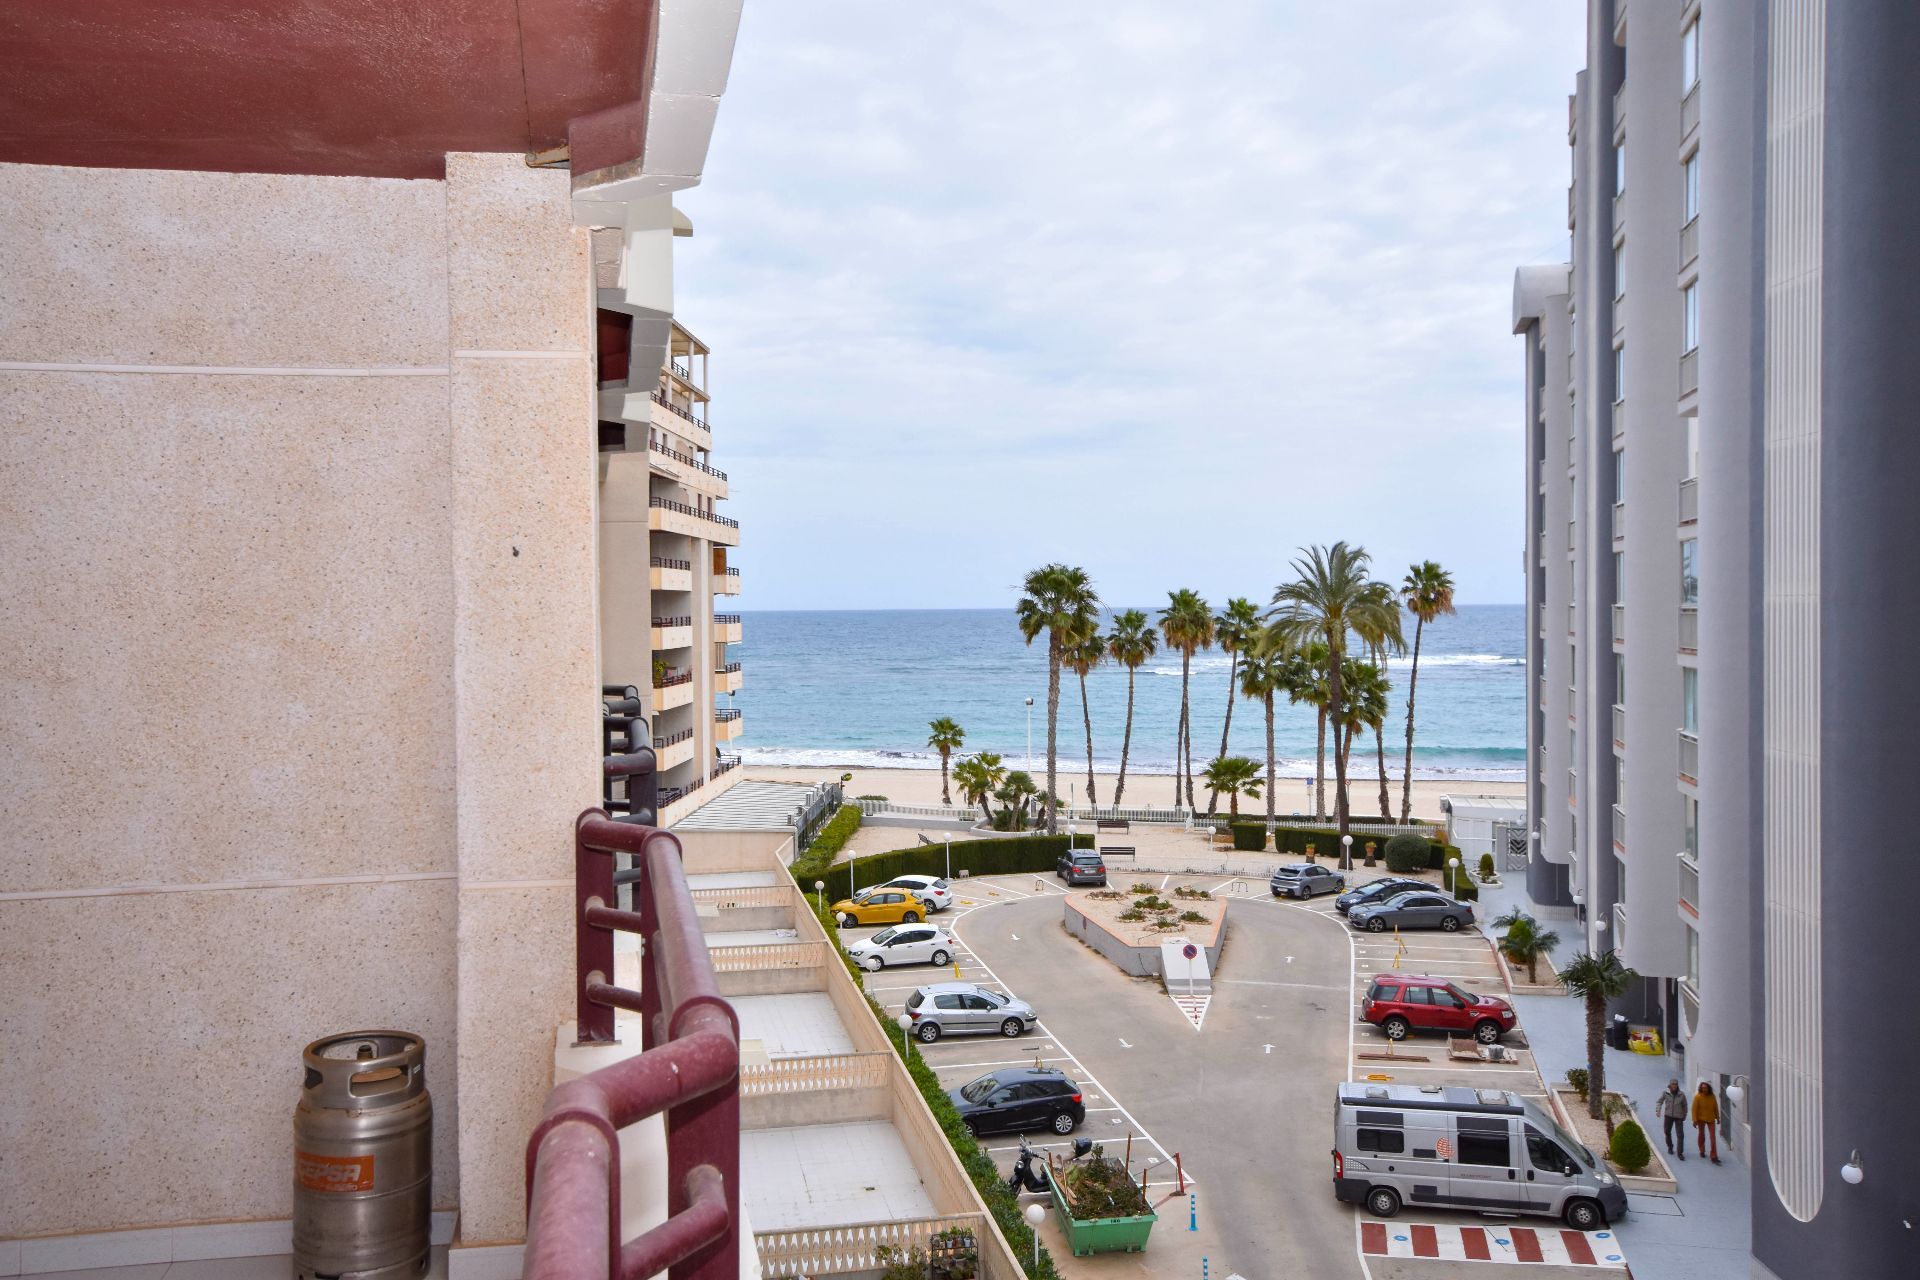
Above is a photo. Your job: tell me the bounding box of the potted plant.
[1364,840,1377,867]
[1304,842,1316,863]
[927,1226,978,1280]
[1048,1145,1158,1255]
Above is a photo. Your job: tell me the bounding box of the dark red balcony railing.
[649,389,711,432]
[652,615,692,629]
[521,811,740,1280]
[650,556,692,571]
[649,439,727,481]
[654,728,695,749]
[649,497,739,530]
[713,614,742,626]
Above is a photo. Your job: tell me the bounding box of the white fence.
[856,798,1192,825]
[740,1050,890,1096]
[708,941,824,972]
[756,1213,999,1279]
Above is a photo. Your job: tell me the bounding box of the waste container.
[1607,1014,1630,1051]
[294,1031,432,1280]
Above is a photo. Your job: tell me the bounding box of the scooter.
[1006,1136,1093,1194]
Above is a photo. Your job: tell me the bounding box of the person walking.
[1659,1079,1689,1161]
[1691,1081,1721,1164]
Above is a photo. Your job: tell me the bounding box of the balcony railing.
[522,812,739,1280]
[670,357,697,383]
[1612,803,1626,851]
[1679,477,1699,525]
[720,566,741,578]
[1681,83,1701,137]
[1679,605,1699,653]
[654,670,693,689]
[714,613,742,626]
[651,439,728,481]
[1613,81,1626,131]
[715,754,741,777]
[1568,520,1577,552]
[714,708,742,724]
[716,662,743,675]
[1680,979,1701,1034]
[1568,183,1576,229]
[655,727,696,749]
[1611,399,1624,438]
[1612,603,1626,644]
[1613,703,1626,748]
[1679,348,1700,397]
[1567,602,1577,636]
[1678,850,1700,914]
[652,615,693,629]
[1678,730,1700,784]
[1612,901,1628,953]
[651,388,711,432]
[1680,217,1700,268]
[651,496,740,529]
[1567,685,1578,721]
[1612,501,1625,542]
[651,556,692,571]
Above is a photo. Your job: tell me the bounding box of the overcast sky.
[676,1,1585,611]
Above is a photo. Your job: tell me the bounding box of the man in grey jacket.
[1658,1079,1689,1161]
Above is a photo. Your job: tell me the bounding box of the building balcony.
[649,388,713,450]
[1611,398,1624,439]
[1679,476,1699,526]
[1612,901,1628,953]
[1612,603,1626,647]
[1682,83,1701,141]
[1680,216,1700,269]
[1612,803,1626,852]
[1568,602,1577,637]
[651,614,693,651]
[716,662,743,694]
[714,707,744,742]
[1568,519,1577,552]
[1539,601,1547,640]
[1612,501,1625,543]
[648,439,729,499]
[715,566,742,596]
[653,670,694,713]
[1567,685,1578,723]
[651,555,693,592]
[1678,730,1700,786]
[1613,189,1624,231]
[714,612,743,644]
[1568,767,1579,811]
[1679,978,1701,1035]
[1613,703,1626,750]
[1568,183,1576,230]
[1569,92,1579,142]
[649,496,741,546]
[1679,347,1700,398]
[1613,81,1626,133]
[1679,604,1699,654]
[653,727,696,772]
[1678,850,1700,917]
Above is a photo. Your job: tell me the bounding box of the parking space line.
[925,1057,1076,1071]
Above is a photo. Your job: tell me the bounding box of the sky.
[676,1,1586,612]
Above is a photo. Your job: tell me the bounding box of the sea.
[725,605,1525,786]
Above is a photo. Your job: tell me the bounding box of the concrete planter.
[1546,1084,1679,1194]
[1048,1176,1157,1256]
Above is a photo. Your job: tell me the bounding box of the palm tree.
[1106,610,1158,804]
[1559,949,1641,1119]
[1016,564,1100,833]
[1399,561,1457,822]
[926,716,965,807]
[1270,544,1404,837]
[1062,625,1105,806]
[992,769,1040,831]
[1492,910,1562,985]
[1237,626,1290,831]
[952,752,1005,826]
[1280,641,1330,819]
[1159,590,1214,810]
[1206,597,1262,815]
[1200,755,1264,818]
[1338,660,1390,814]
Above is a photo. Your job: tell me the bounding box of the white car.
[844,924,957,972]
[878,874,955,912]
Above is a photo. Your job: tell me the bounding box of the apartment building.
[1515,4,1920,1277]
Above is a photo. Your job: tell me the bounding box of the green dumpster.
[1048,1173,1157,1255]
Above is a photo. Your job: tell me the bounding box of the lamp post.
[1023,1203,1046,1268]
[814,879,824,914]
[1448,856,1461,897]
[1025,697,1035,768]
[894,1013,912,1055]
[1341,833,1353,871]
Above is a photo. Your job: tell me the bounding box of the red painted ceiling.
[0,1,656,179]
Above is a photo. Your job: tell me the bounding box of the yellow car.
[830,888,926,928]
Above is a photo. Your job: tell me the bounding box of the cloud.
[677,0,1585,610]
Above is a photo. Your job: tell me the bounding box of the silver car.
[904,982,1037,1042]
[1348,890,1475,933]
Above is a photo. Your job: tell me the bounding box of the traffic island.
[1060,885,1226,979]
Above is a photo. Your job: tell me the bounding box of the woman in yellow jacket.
[1691,1081,1722,1164]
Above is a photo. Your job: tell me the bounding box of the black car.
[948,1066,1086,1137]
[1056,850,1107,886]
[1270,863,1346,899]
[1333,876,1429,916]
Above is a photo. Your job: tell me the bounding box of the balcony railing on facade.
[1567,520,1576,553]
[1612,803,1626,852]
[1678,730,1700,785]
[1679,477,1699,525]
[1567,685,1578,722]
[714,613,742,626]
[651,439,729,481]
[1680,217,1700,269]
[1567,603,1576,637]
[651,496,740,530]
[1682,83,1701,139]
[654,670,693,690]
[651,388,712,433]
[1679,605,1699,654]
[652,615,693,629]
[714,754,741,777]
[655,727,696,750]
[1612,81,1626,133]
[1610,398,1623,440]
[1612,901,1628,953]
[716,662,743,676]
[651,556,693,572]
[714,709,742,724]
[1611,501,1625,543]
[1679,348,1700,397]
[1612,603,1625,646]
[1678,850,1700,916]
[1612,703,1626,749]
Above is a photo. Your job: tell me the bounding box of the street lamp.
[894,1013,912,1054]
[1023,1203,1046,1268]
[1025,697,1035,768]
[1448,856,1461,897]
[814,879,825,913]
[1841,1150,1865,1186]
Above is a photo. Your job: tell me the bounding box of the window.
[1684,152,1701,222]
[1682,20,1701,92]
[1613,550,1626,604]
[1457,1133,1512,1167]
[1615,755,1626,810]
[1614,654,1626,700]
[1684,282,1699,351]
[1684,795,1699,860]
[1528,1129,1575,1174]
[1368,982,1400,1001]
[1401,986,1431,1005]
[1680,538,1699,604]
[1616,853,1629,904]
[1614,449,1626,504]
[1613,345,1626,402]
[1615,143,1627,195]
[1358,1128,1407,1154]
[937,994,965,1011]
[1432,987,1465,1009]
[1686,924,1701,987]
[1614,241,1627,300]
[1683,668,1700,733]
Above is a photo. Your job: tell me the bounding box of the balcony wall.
[651,624,693,651]
[715,711,744,742]
[715,619,744,644]
[715,570,742,596]
[653,680,694,713]
[648,501,740,547]
[647,442,729,499]
[656,735,696,772]
[651,564,694,592]
[648,390,713,451]
[716,665,744,694]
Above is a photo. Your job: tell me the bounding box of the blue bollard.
[1189,1192,1198,1231]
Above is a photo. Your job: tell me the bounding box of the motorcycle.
[1006,1135,1093,1194]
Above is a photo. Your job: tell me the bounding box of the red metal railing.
[522,812,740,1280]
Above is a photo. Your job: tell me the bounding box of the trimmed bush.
[1609,1118,1653,1174]
[1231,823,1269,851]
[1383,833,1431,874]
[818,833,1093,900]
[1478,852,1497,881]
[1450,870,1481,902]
[1565,1066,1590,1094]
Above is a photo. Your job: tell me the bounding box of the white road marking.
[1218,978,1346,991]
[1118,1038,1133,1048]
[1263,1044,1274,1054]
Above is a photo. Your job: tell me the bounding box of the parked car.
[876,874,955,912]
[844,925,956,972]
[1333,876,1430,915]
[830,888,925,927]
[1347,890,1474,933]
[905,982,1037,1041]
[947,1066,1085,1136]
[1361,974,1518,1043]
[1270,863,1347,899]
[1332,1082,1623,1229]
[1056,850,1107,886]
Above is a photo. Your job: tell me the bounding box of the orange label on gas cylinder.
[296,1151,374,1192]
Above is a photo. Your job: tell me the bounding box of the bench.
[1096,819,1131,834]
[1100,845,1137,861]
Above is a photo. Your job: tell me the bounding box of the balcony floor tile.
[741,1123,936,1230]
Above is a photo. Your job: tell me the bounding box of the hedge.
[1383,833,1431,874]
[1261,825,1463,871]
[790,864,1061,1278]
[813,833,1094,901]
[1230,823,1269,851]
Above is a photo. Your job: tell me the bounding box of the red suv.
[1361,975,1518,1044]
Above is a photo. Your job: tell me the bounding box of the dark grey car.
[1348,890,1475,933]
[1056,851,1107,886]
[1270,863,1347,899]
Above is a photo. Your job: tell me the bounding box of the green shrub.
[1565,1066,1590,1094]
[1608,1118,1653,1174]
[1478,852,1497,881]
[789,803,864,887]
[816,832,1093,900]
[1230,823,1269,851]
[1179,910,1207,923]
[1383,833,1431,874]
[1451,870,1480,902]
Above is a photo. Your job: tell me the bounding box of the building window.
[1613,550,1626,604]
[1680,538,1699,604]
[1683,667,1699,733]
[1683,795,1699,860]
[1614,449,1626,504]
[1684,152,1700,222]
[1682,19,1701,93]
[1614,241,1627,300]
[1615,143,1627,196]
[1613,345,1626,403]
[1683,282,1699,352]
[1614,653,1626,701]
[1686,924,1701,987]
[1615,756,1627,810]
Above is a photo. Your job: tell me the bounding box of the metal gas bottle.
[293,1031,432,1280]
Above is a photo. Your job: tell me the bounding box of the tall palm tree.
[1280,641,1330,819]
[1337,660,1389,805]
[1106,610,1158,804]
[952,751,1005,826]
[1237,626,1290,831]
[1063,625,1105,806]
[1399,561,1457,822]
[926,716,965,807]
[1016,564,1100,834]
[1159,589,1214,810]
[1206,597,1262,816]
[1559,949,1640,1119]
[1270,543,1403,838]
[1199,756,1264,818]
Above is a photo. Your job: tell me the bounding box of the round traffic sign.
[1182,943,1198,959]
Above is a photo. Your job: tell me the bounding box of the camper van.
[1331,1082,1627,1230]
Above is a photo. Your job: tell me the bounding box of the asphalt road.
[953,885,1360,1279]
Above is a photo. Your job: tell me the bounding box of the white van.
[1331,1082,1628,1230]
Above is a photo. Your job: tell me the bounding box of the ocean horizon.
[724,604,1526,784]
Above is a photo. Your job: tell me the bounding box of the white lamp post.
[1341,833,1353,871]
[1841,1150,1864,1185]
[1448,856,1461,897]
[1023,1203,1046,1267]
[813,879,825,913]
[1025,697,1035,768]
[894,1013,912,1054]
